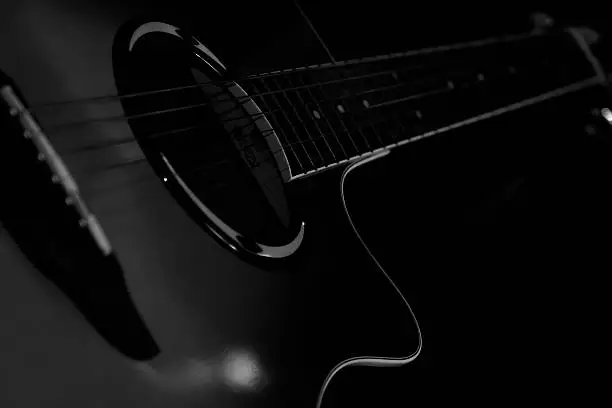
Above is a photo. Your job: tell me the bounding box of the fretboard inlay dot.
[362,100,370,108]
[337,104,346,113]
[313,110,321,119]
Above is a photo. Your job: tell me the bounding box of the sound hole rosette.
[112,19,304,260]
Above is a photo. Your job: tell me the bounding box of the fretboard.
[236,29,603,179]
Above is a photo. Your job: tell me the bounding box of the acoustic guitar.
[0,1,609,407]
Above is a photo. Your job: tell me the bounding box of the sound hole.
[114,29,297,251]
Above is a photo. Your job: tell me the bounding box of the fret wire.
[297,76,350,160]
[237,68,409,100]
[239,43,509,100]
[284,75,338,162]
[364,70,407,146]
[349,89,384,150]
[45,60,492,135]
[270,76,326,167]
[102,70,595,186]
[281,37,591,174]
[224,66,573,189]
[344,105,373,151]
[231,62,431,112]
[267,105,418,167]
[338,96,373,153]
[63,37,578,171]
[283,110,392,156]
[64,63,489,159]
[268,74,600,174]
[332,76,375,151]
[250,81,307,173]
[230,56,448,106]
[60,42,590,195]
[258,78,315,170]
[232,55,478,104]
[301,63,479,153]
[366,96,400,146]
[87,102,450,185]
[308,65,471,112]
[363,112,385,147]
[315,82,361,156]
[278,103,417,168]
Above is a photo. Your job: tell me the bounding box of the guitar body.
[2,1,611,406]
[0,1,420,407]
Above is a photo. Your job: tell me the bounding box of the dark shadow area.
[3,1,610,405]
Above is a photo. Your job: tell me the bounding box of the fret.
[282,75,338,164]
[251,79,312,173]
[235,29,601,180]
[391,36,592,141]
[319,86,361,158]
[353,112,376,150]
[329,80,384,151]
[309,79,367,158]
[357,104,413,148]
[264,78,323,170]
[299,71,356,160]
[365,118,388,147]
[296,74,350,161]
[269,76,332,168]
[322,70,382,153]
[350,102,386,148]
[357,67,414,147]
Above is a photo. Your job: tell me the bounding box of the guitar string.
[78,104,423,194]
[59,55,577,195]
[26,30,544,112]
[60,93,422,178]
[77,110,396,180]
[75,67,558,186]
[29,62,428,115]
[47,52,522,161]
[81,73,601,196]
[63,76,463,177]
[56,56,538,178]
[80,105,413,180]
[292,0,337,63]
[32,31,557,189]
[87,0,339,193]
[40,57,489,134]
[28,35,571,191]
[70,64,572,192]
[37,34,561,155]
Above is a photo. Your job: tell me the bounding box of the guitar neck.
[236,29,604,179]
